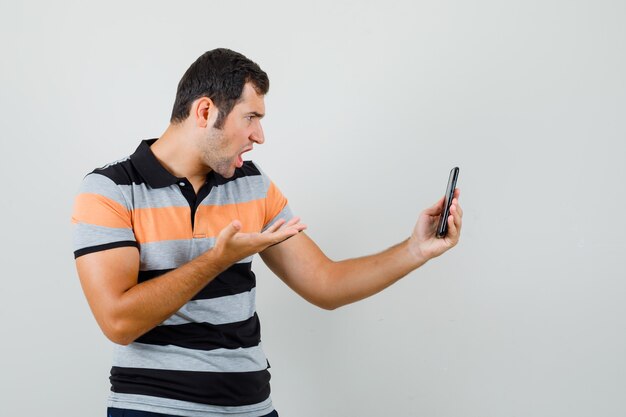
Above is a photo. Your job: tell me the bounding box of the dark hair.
[170,48,269,128]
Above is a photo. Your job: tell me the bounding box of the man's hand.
[211,217,307,269]
[408,189,463,263]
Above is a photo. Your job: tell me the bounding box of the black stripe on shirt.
[74,241,139,259]
[93,140,261,188]
[135,313,261,351]
[92,157,147,187]
[138,263,256,300]
[110,366,271,407]
[213,161,261,186]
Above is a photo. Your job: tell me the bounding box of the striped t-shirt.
[72,139,292,417]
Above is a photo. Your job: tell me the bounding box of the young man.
[72,48,463,417]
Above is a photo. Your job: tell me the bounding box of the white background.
[1,1,625,416]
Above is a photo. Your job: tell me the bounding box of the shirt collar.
[129,139,180,188]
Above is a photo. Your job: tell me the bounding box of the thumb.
[220,220,242,239]
[423,196,445,216]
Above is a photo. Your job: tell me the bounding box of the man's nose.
[250,122,265,144]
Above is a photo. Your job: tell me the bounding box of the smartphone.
[436,167,460,238]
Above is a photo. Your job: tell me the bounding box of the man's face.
[200,83,266,178]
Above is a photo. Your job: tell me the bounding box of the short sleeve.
[252,163,294,232]
[71,173,138,258]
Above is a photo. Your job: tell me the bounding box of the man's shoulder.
[76,154,142,205]
[84,155,140,187]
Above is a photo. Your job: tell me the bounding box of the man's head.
[170,48,269,128]
[168,49,268,178]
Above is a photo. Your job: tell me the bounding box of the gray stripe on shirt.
[262,205,295,232]
[108,392,273,417]
[161,289,256,326]
[108,174,269,210]
[79,173,130,208]
[112,342,268,373]
[140,238,252,271]
[200,175,268,207]
[73,223,135,251]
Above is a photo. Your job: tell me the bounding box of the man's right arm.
[77,246,223,346]
[76,218,306,345]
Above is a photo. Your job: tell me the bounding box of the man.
[72,48,463,417]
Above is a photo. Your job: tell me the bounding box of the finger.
[271,223,308,245]
[449,204,462,236]
[283,216,301,228]
[264,217,302,236]
[279,217,306,234]
[264,218,286,234]
[455,200,463,217]
[450,198,463,218]
[446,214,458,240]
[277,221,307,237]
[291,223,308,233]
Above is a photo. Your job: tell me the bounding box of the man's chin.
[216,167,236,179]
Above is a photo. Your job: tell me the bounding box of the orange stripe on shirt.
[72,193,132,228]
[264,182,288,226]
[132,206,192,243]
[194,199,266,239]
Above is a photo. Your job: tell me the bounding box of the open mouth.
[236,147,253,168]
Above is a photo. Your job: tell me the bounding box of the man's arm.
[260,191,463,310]
[76,218,306,345]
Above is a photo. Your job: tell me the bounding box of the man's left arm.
[260,190,463,310]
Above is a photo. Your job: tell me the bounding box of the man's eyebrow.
[247,111,265,118]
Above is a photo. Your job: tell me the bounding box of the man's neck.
[151,123,211,186]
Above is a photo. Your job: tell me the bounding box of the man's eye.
[246,115,254,121]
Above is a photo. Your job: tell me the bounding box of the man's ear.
[192,97,219,128]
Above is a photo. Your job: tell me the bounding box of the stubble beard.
[201,128,237,178]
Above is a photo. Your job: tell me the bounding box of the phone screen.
[436,167,460,238]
